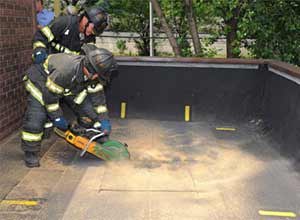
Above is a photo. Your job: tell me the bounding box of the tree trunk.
[225,5,241,58]
[150,0,181,57]
[53,0,61,17]
[183,0,202,56]
[225,19,238,58]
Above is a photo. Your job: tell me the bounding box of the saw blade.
[54,127,67,138]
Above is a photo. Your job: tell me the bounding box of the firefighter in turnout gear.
[33,7,108,64]
[22,46,117,167]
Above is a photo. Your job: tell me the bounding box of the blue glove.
[53,117,69,131]
[100,119,111,134]
[33,48,48,64]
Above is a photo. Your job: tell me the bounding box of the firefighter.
[33,6,108,64]
[22,46,117,168]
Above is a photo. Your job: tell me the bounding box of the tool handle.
[80,132,105,157]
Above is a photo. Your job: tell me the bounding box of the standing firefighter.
[33,6,108,63]
[22,45,117,167]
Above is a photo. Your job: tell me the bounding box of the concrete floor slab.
[1,119,300,219]
[101,162,151,190]
[0,132,57,200]
[149,192,215,220]
[5,169,64,200]
[62,191,150,220]
[40,139,77,171]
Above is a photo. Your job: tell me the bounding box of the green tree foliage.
[159,0,192,56]
[82,0,300,65]
[87,0,152,56]
[243,0,300,65]
[197,0,251,58]
[116,39,127,55]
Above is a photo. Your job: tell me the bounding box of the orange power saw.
[54,127,130,161]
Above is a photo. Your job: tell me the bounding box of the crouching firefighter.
[21,46,117,167]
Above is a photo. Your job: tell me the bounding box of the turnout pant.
[21,95,47,152]
[21,95,100,153]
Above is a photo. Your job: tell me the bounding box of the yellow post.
[53,0,61,17]
[121,102,127,119]
[185,105,190,122]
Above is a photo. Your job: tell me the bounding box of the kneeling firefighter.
[21,45,117,167]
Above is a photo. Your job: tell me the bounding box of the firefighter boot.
[24,151,40,168]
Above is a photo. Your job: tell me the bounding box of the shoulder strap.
[62,15,73,35]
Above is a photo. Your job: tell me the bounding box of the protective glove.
[99,119,111,135]
[33,48,48,64]
[53,117,69,131]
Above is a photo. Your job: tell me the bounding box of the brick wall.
[0,0,35,140]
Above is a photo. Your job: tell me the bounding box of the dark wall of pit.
[107,62,300,159]
[0,1,35,140]
[107,65,267,122]
[262,72,300,159]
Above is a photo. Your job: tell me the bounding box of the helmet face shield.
[93,14,108,35]
[93,22,107,35]
[85,7,108,35]
[99,60,118,82]
[83,47,118,83]
[84,59,98,76]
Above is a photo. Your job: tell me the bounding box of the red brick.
[0,0,34,140]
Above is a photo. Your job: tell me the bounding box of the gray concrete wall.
[96,32,228,57]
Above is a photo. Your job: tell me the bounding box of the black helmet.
[83,46,118,82]
[85,7,108,35]
[81,43,98,55]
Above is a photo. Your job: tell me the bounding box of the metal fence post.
[149,1,154,57]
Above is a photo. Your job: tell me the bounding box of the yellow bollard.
[121,102,127,119]
[185,105,190,122]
